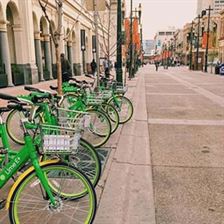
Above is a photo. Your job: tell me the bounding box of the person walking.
[61,53,72,82]
[103,58,110,78]
[155,61,159,71]
[90,59,97,76]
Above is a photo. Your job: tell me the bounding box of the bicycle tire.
[9,162,97,224]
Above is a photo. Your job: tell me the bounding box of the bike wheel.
[6,109,42,145]
[6,109,28,145]
[9,162,97,224]
[83,109,111,148]
[101,103,119,134]
[62,139,102,188]
[108,95,134,124]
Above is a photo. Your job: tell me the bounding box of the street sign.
[86,0,106,11]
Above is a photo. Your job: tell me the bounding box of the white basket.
[56,108,91,131]
[41,124,82,155]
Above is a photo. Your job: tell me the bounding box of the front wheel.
[100,103,119,134]
[9,162,97,224]
[108,95,134,124]
[82,109,112,148]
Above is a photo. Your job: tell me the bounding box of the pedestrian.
[155,61,159,71]
[60,53,72,82]
[103,57,110,78]
[215,61,220,75]
[90,59,97,76]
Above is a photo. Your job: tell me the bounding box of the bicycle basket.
[114,83,128,95]
[86,93,105,105]
[101,90,113,100]
[56,108,91,131]
[40,124,82,155]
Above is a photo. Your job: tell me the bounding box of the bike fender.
[5,159,59,210]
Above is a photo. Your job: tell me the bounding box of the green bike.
[6,91,102,188]
[0,94,97,224]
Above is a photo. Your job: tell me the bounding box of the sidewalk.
[0,70,156,223]
[95,68,156,223]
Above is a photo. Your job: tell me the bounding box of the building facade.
[197,0,224,15]
[154,27,176,55]
[197,0,213,15]
[143,40,155,56]
[173,29,184,63]
[0,0,114,88]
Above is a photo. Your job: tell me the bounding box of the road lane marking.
[148,119,224,126]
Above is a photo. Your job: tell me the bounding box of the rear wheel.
[6,109,42,145]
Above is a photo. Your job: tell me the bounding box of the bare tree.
[97,1,124,75]
[97,1,117,64]
[39,0,63,94]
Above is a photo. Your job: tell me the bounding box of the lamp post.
[129,0,133,79]
[138,4,143,65]
[204,5,213,73]
[196,14,202,70]
[189,21,194,70]
[116,0,123,83]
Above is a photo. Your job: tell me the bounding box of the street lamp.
[129,2,142,78]
[116,0,123,83]
[204,5,213,73]
[195,14,202,70]
[189,21,194,70]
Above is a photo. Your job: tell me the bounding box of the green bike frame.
[0,117,57,207]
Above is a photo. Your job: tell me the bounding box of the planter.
[43,69,50,80]
[0,73,8,88]
[11,64,24,86]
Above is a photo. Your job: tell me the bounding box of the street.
[95,65,224,224]
[0,65,224,223]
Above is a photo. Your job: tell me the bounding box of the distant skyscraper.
[213,0,224,13]
[143,40,155,55]
[197,0,224,14]
[197,0,212,15]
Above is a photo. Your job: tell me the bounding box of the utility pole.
[93,0,100,87]
[116,0,123,83]
[204,5,213,73]
[189,21,194,70]
[129,0,133,79]
[196,14,201,70]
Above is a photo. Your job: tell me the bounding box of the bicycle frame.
[0,116,57,206]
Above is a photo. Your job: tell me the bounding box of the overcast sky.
[125,0,197,40]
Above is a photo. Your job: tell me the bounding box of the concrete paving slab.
[146,94,224,120]
[146,84,195,94]
[149,124,224,167]
[165,73,224,108]
[95,163,155,224]
[153,166,224,224]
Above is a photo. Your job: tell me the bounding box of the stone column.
[76,22,82,75]
[64,43,68,59]
[0,22,13,86]
[67,41,74,76]
[34,32,44,81]
[44,35,53,79]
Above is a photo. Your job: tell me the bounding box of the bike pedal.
[0,199,6,210]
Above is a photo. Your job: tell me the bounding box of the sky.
[125,0,197,40]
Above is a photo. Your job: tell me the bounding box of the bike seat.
[50,85,58,91]
[0,107,11,113]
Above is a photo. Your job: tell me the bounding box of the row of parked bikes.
[0,74,134,223]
